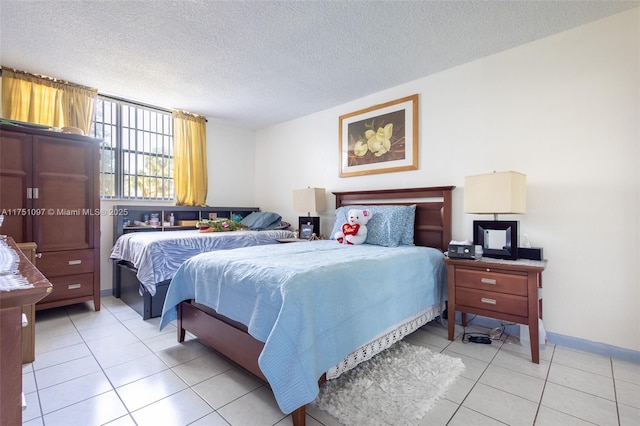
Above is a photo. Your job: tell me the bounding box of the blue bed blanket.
[160,240,446,414]
[110,229,294,295]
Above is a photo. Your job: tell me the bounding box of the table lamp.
[464,171,526,259]
[293,187,327,239]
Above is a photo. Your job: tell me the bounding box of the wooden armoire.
[0,123,101,311]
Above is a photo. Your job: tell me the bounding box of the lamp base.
[298,216,320,239]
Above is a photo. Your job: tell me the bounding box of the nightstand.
[443,257,547,363]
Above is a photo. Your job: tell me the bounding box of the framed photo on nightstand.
[298,216,320,238]
[300,224,314,239]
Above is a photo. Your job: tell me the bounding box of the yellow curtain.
[172,111,208,206]
[1,67,97,134]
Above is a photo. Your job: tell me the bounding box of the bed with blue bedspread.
[159,186,454,426]
[161,240,446,414]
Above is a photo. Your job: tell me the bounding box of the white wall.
[204,119,256,206]
[254,9,640,352]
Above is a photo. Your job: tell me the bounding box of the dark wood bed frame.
[175,186,454,425]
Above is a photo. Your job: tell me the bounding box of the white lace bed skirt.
[326,302,445,380]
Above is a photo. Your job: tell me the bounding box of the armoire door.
[0,130,33,242]
[31,135,97,252]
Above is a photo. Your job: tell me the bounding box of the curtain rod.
[98,92,172,113]
[98,94,207,122]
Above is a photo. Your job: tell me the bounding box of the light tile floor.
[21,296,639,426]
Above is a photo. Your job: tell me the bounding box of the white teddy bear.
[334,208,371,245]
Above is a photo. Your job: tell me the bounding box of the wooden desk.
[443,257,546,363]
[0,237,52,426]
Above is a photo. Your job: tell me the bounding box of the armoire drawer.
[455,267,527,296]
[36,250,94,277]
[41,273,94,303]
[456,287,528,317]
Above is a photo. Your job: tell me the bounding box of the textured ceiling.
[1,1,638,129]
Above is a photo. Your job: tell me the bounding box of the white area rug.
[313,341,465,426]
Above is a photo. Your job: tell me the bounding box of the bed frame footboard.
[177,301,310,426]
[178,301,266,381]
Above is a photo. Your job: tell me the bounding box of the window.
[90,96,174,200]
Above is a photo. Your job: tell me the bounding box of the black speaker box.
[518,247,543,261]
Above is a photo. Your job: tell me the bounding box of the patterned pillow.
[330,205,416,247]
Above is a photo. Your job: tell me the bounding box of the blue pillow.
[239,211,262,227]
[329,205,416,247]
[240,211,282,230]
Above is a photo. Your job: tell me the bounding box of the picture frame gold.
[339,94,418,177]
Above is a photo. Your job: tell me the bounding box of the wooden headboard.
[333,186,454,252]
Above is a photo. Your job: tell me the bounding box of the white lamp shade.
[293,187,327,214]
[464,171,526,214]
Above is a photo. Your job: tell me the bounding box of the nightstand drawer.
[456,267,527,296]
[456,287,528,317]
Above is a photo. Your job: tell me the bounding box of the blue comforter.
[110,229,294,295]
[160,240,446,414]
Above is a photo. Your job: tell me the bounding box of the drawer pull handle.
[481,297,497,305]
[68,283,82,290]
[68,260,82,265]
[481,278,497,285]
